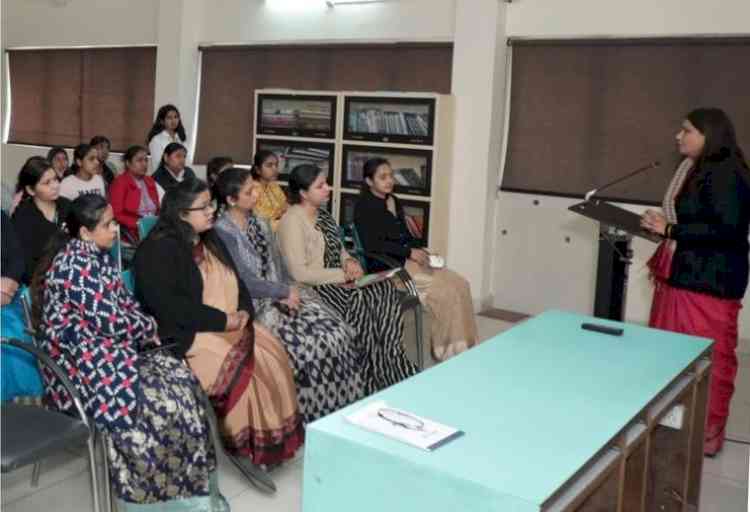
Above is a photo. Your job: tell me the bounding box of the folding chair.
[340,223,425,369]
[0,338,104,512]
[137,215,158,240]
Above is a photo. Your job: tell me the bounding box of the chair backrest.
[0,338,91,430]
[19,288,34,340]
[109,227,123,274]
[121,269,136,294]
[137,215,158,240]
[342,223,368,271]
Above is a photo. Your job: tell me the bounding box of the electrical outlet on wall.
[659,404,685,430]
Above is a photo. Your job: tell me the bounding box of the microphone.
[584,161,661,202]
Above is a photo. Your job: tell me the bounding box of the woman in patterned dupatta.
[134,178,303,466]
[31,194,227,511]
[278,164,417,395]
[641,108,750,456]
[213,168,365,424]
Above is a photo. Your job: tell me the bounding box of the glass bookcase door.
[342,145,432,196]
[257,94,336,139]
[256,139,334,185]
[344,96,435,145]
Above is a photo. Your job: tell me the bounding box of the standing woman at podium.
[641,108,750,456]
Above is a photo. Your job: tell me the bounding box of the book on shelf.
[349,108,430,136]
[394,167,425,188]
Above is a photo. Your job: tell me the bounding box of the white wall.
[448,0,507,304]
[493,0,750,339]
[506,0,750,37]
[201,0,455,43]
[1,0,158,47]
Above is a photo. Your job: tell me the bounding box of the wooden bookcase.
[253,89,454,256]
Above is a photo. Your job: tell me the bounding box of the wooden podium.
[303,311,711,512]
[569,200,663,322]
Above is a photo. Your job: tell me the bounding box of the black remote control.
[581,323,624,336]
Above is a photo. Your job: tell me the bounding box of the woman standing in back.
[148,104,189,173]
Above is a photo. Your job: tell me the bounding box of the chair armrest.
[1,338,92,431]
[399,294,422,311]
[360,251,419,297]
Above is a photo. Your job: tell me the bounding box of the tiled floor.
[2,316,748,511]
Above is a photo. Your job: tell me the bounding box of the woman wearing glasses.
[213,168,365,424]
[134,179,303,466]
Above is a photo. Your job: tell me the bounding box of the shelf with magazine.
[256,93,337,139]
[343,96,436,146]
[255,138,335,186]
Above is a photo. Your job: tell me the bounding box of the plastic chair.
[0,338,104,512]
[341,223,425,369]
[137,216,158,240]
[109,228,123,274]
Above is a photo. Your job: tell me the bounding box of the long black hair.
[207,156,234,185]
[288,164,324,205]
[122,145,148,167]
[16,156,55,201]
[30,194,109,328]
[147,104,186,143]
[67,143,96,177]
[687,108,748,170]
[362,157,391,186]
[144,178,232,268]
[160,142,187,168]
[46,147,68,169]
[250,150,277,180]
[214,167,253,210]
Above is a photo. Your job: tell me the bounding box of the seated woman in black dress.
[12,156,70,284]
[354,157,478,361]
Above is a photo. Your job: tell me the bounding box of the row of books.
[261,105,333,131]
[348,109,430,136]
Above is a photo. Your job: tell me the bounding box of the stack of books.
[349,108,429,136]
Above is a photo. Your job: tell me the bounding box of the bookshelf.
[253,90,453,255]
